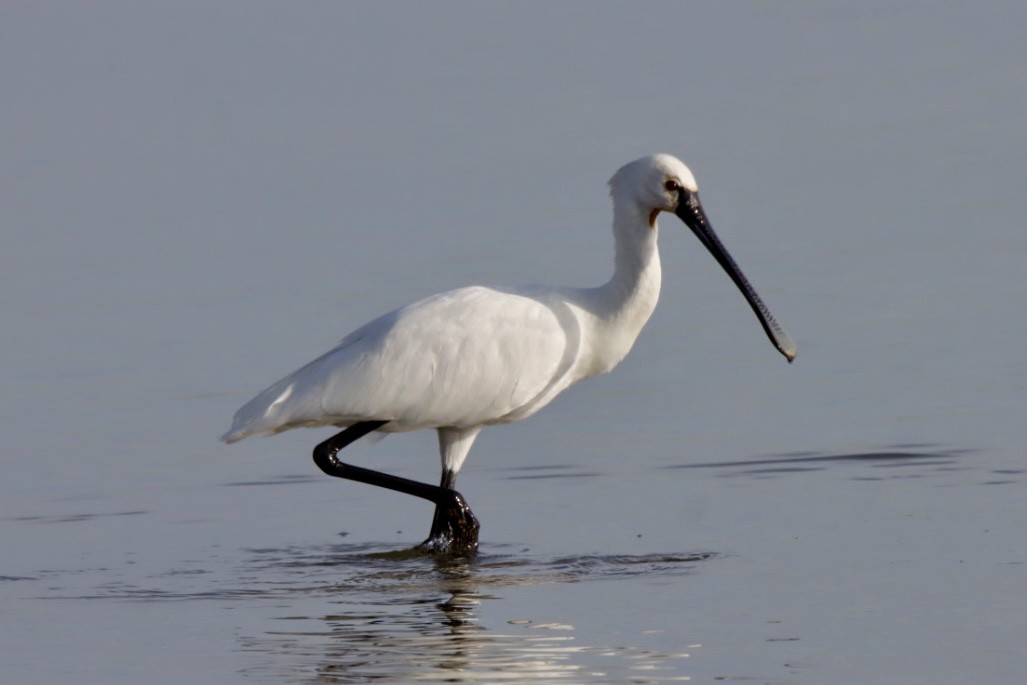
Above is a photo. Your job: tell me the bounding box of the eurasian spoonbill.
[222,154,796,554]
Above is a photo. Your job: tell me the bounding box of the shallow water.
[4,3,1027,684]
[6,443,1024,683]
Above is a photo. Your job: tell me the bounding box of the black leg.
[440,467,457,491]
[312,422,479,555]
[313,421,436,501]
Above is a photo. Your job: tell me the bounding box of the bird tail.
[220,376,306,444]
[220,426,249,444]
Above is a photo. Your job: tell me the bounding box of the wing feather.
[222,286,572,441]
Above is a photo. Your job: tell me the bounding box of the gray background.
[3,3,1025,683]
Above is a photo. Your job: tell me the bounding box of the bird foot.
[419,490,480,556]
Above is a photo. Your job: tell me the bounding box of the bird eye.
[664,179,681,192]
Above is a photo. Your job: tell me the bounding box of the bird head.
[610,154,797,363]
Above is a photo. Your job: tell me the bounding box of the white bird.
[223,154,795,554]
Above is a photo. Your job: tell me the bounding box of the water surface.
[3,3,1026,684]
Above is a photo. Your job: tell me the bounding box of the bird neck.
[578,202,662,374]
[604,202,662,312]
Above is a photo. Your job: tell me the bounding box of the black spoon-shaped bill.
[674,192,797,362]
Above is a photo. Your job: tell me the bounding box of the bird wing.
[223,286,576,441]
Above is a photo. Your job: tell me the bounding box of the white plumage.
[223,154,794,546]
[227,287,563,421]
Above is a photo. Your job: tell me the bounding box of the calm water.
[3,3,1026,684]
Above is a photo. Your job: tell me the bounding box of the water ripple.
[228,545,710,683]
[42,544,712,683]
[662,444,984,482]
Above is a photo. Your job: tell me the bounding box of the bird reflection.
[242,545,703,683]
